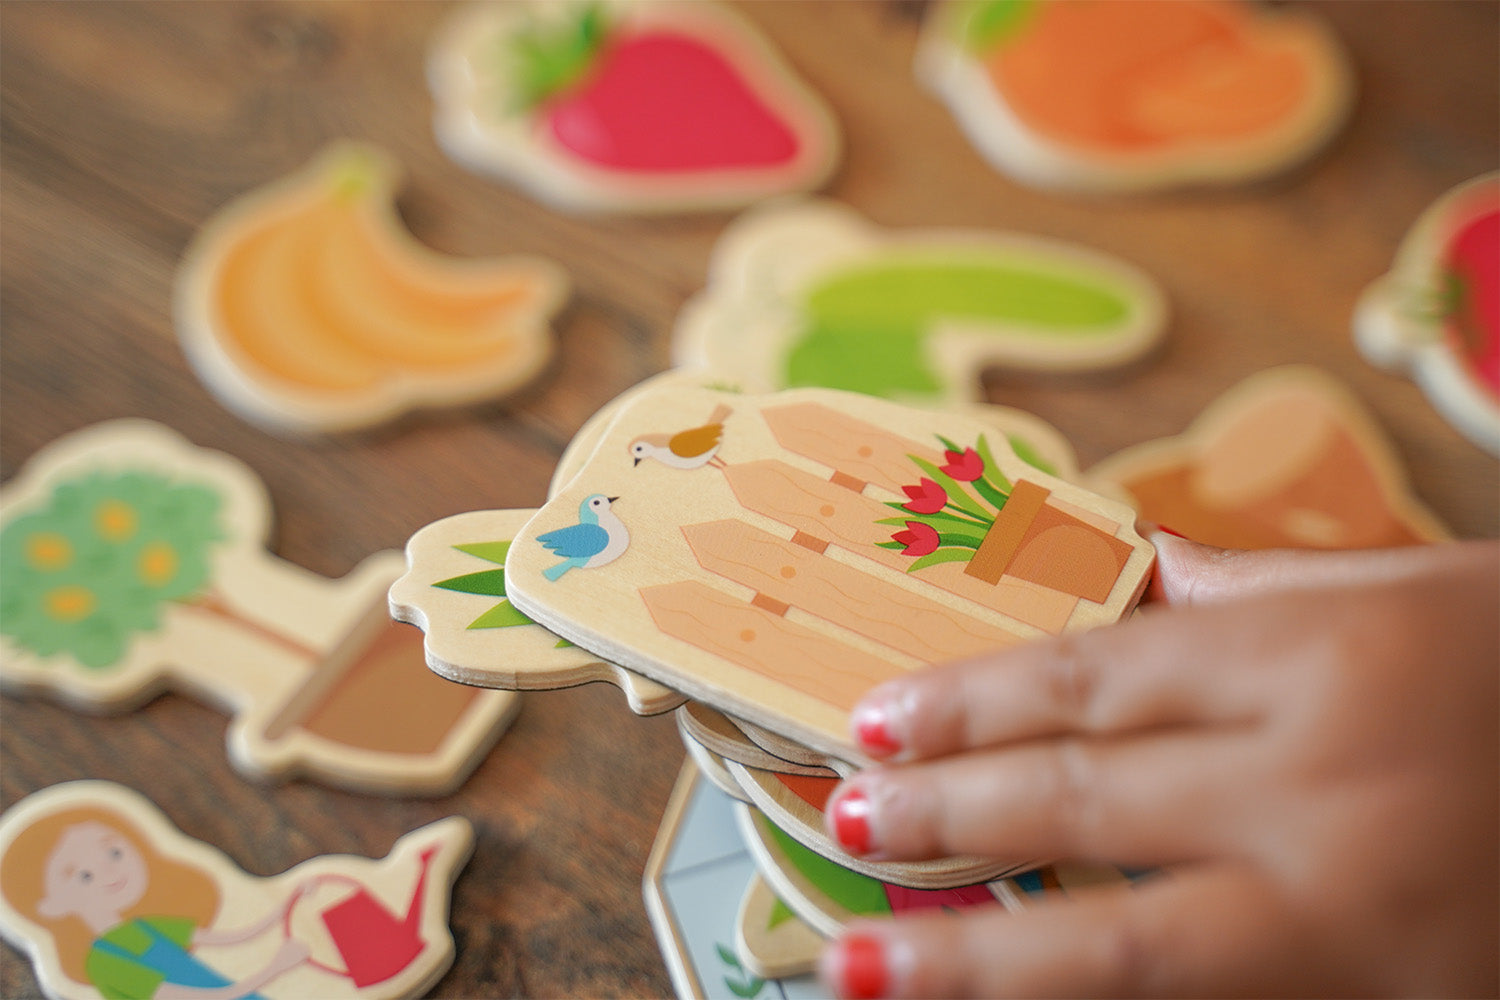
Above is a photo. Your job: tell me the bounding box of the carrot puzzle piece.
[1089,366,1451,550]
[916,0,1353,192]
[389,507,685,716]
[0,781,471,1000]
[427,1,840,214]
[506,385,1154,765]
[0,420,519,794]
[175,141,569,433]
[1355,173,1500,455]
[673,199,1167,403]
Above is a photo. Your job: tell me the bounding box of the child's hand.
[819,537,1498,998]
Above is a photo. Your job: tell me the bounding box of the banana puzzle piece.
[175,141,569,433]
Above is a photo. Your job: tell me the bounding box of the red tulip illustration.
[892,520,941,557]
[940,446,985,482]
[901,478,949,515]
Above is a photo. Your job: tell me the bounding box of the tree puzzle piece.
[1089,366,1451,549]
[507,386,1153,765]
[0,420,518,795]
[175,141,569,433]
[916,0,1353,192]
[389,508,684,715]
[673,199,1166,403]
[427,0,840,214]
[1354,172,1500,455]
[0,781,470,1000]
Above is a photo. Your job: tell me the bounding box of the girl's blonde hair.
[0,805,219,985]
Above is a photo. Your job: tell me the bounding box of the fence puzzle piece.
[389,508,684,715]
[0,420,518,794]
[1089,366,1451,549]
[916,0,1352,192]
[175,141,569,433]
[428,1,840,215]
[1354,173,1500,455]
[674,199,1166,403]
[508,386,1153,764]
[0,781,471,1000]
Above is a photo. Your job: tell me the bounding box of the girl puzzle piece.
[0,420,518,795]
[673,199,1166,404]
[175,141,569,434]
[389,507,684,716]
[1354,173,1500,455]
[427,1,840,214]
[0,781,470,1000]
[916,0,1353,192]
[1089,366,1451,549]
[505,385,1154,766]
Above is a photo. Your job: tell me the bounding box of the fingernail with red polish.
[833,933,889,1000]
[852,701,902,758]
[1155,524,1190,540]
[831,787,875,855]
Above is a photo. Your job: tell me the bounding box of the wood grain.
[2,2,1497,997]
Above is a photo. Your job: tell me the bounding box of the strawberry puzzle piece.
[428,1,841,214]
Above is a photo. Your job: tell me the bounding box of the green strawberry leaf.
[453,540,512,564]
[510,3,609,109]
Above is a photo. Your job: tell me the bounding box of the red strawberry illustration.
[512,5,804,174]
[1440,206,1500,398]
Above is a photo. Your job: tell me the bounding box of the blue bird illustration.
[539,494,630,581]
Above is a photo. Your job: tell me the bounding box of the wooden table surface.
[2,2,1496,997]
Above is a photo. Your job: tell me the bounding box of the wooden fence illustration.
[639,402,1138,713]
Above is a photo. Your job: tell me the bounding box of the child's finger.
[820,862,1288,999]
[824,730,1250,865]
[849,599,1270,763]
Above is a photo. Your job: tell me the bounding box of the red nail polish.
[852,704,902,757]
[1155,524,1190,539]
[839,933,889,1000]
[832,788,874,855]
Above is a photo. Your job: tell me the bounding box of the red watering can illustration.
[285,845,438,989]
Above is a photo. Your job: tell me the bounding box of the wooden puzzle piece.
[734,798,1009,941]
[1355,173,1500,455]
[427,1,840,215]
[673,199,1166,403]
[1089,366,1451,549]
[915,0,1352,192]
[389,507,684,716]
[992,861,1142,911]
[734,875,822,981]
[508,386,1153,764]
[676,702,841,780]
[0,420,518,795]
[644,761,822,1000]
[0,781,471,1000]
[725,760,1027,890]
[175,141,569,433]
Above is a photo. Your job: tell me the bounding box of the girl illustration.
[1,783,471,1000]
[0,799,308,1000]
